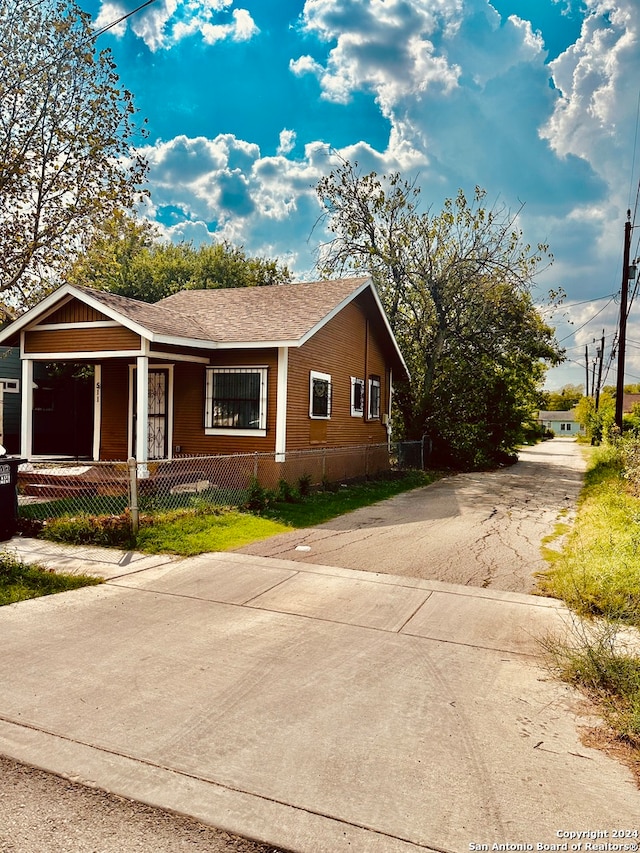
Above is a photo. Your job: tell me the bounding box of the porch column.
[20,358,33,459]
[93,364,102,462]
[275,346,288,462]
[135,355,149,464]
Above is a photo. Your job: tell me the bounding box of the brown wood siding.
[99,361,130,460]
[171,350,278,456]
[43,299,110,324]
[286,298,389,450]
[24,327,141,354]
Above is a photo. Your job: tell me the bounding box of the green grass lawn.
[33,470,438,557]
[135,510,293,556]
[0,550,102,606]
[260,470,437,528]
[537,446,640,625]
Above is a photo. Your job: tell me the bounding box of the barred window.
[351,377,364,416]
[310,370,331,419]
[205,367,267,433]
[368,375,381,419]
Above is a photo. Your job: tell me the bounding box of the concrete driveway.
[238,438,587,594]
[1,536,639,852]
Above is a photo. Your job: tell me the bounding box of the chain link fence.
[17,441,426,521]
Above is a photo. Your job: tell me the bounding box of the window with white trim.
[350,377,365,417]
[310,371,331,419]
[368,375,381,419]
[205,367,267,435]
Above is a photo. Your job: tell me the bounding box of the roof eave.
[0,284,157,345]
[298,277,410,381]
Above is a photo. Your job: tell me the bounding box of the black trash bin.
[0,456,25,542]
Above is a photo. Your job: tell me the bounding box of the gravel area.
[0,755,287,853]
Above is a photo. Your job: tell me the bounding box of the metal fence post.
[128,457,139,535]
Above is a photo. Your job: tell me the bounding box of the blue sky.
[86,0,640,391]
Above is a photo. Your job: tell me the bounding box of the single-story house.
[537,409,584,436]
[0,277,409,464]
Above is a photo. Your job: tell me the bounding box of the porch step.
[21,482,98,499]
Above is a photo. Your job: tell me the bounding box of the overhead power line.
[90,0,158,42]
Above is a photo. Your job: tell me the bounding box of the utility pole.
[595,329,605,411]
[585,344,590,397]
[615,211,633,431]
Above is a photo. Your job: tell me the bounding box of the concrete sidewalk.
[1,538,639,852]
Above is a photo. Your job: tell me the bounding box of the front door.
[131,368,169,460]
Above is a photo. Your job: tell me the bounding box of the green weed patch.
[260,470,437,528]
[537,447,640,625]
[539,441,640,761]
[134,510,292,556]
[0,551,102,606]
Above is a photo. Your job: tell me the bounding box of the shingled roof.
[157,277,371,343]
[70,285,213,340]
[0,276,408,377]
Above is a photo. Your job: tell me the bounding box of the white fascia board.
[212,338,300,350]
[67,287,157,341]
[297,277,410,380]
[25,350,147,361]
[0,284,153,345]
[0,285,77,344]
[364,280,410,380]
[297,278,372,348]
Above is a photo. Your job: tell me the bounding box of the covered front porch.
[20,353,178,463]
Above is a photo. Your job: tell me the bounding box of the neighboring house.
[0,346,21,453]
[537,409,584,436]
[623,393,640,414]
[0,277,409,463]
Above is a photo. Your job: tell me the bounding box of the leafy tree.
[316,160,563,467]
[0,0,147,306]
[575,390,615,445]
[65,214,291,301]
[540,384,584,411]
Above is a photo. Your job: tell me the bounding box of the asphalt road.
[238,437,587,594]
[0,754,287,853]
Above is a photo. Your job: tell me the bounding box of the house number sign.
[0,465,10,485]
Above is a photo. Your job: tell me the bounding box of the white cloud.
[277,130,297,155]
[129,0,639,389]
[289,54,324,77]
[295,0,462,112]
[541,0,639,202]
[94,0,258,51]
[93,1,130,37]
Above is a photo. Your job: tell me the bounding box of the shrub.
[39,512,137,549]
[297,473,312,497]
[543,619,640,746]
[619,433,640,496]
[321,476,340,493]
[243,477,271,512]
[277,478,300,503]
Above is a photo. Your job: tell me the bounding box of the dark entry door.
[132,368,169,460]
[32,363,94,458]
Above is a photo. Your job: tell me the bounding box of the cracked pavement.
[237,438,587,594]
